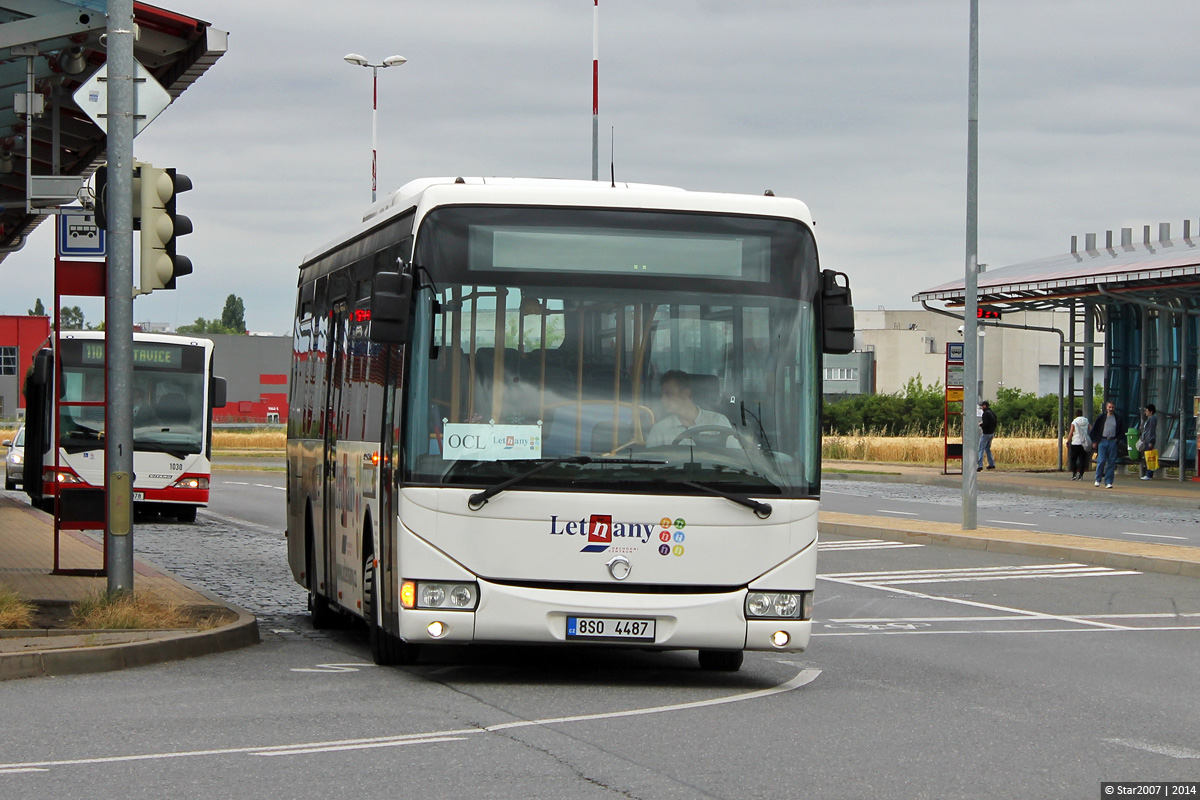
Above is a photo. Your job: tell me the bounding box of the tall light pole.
[962,0,980,530]
[344,53,407,204]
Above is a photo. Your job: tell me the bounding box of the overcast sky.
[4,0,1199,334]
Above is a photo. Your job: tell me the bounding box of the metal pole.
[591,0,599,181]
[962,0,980,530]
[106,0,136,594]
[371,65,378,204]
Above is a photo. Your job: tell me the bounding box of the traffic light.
[138,164,192,293]
[93,163,143,231]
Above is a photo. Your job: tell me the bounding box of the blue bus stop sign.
[58,211,106,257]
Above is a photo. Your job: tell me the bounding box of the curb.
[819,511,1200,579]
[0,605,260,681]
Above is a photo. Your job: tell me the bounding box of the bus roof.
[302,177,815,266]
[57,331,217,352]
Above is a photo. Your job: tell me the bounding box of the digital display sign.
[473,226,770,281]
[81,342,183,369]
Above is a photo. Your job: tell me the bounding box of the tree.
[28,298,45,316]
[177,317,236,335]
[59,306,86,330]
[220,294,247,334]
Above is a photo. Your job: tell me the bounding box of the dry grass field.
[822,434,1064,471]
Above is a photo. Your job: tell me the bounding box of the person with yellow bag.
[1138,404,1159,480]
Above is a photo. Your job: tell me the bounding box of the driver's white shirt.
[645,408,734,447]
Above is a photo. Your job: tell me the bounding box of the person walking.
[1089,400,1127,488]
[977,400,997,471]
[1067,407,1090,480]
[1138,403,1159,480]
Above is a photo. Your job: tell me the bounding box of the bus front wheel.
[698,649,744,672]
[365,559,419,666]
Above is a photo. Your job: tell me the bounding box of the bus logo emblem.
[588,515,613,544]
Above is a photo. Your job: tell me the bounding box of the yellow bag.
[1145,449,1159,471]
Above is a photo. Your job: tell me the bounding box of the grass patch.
[0,584,35,629]
[69,591,223,630]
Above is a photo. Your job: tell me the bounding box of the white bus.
[287,177,854,671]
[23,331,227,522]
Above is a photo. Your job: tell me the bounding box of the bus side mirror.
[32,348,52,387]
[371,271,413,344]
[821,269,855,355]
[211,376,227,409]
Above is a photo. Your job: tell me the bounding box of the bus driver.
[645,370,735,447]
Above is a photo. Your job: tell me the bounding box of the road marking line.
[985,519,1037,526]
[0,668,819,772]
[875,510,918,516]
[822,564,1139,584]
[814,624,1200,637]
[486,669,821,732]
[1105,738,1200,759]
[818,576,1131,630]
[1120,531,1189,540]
[254,736,470,756]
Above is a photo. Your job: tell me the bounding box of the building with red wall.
[0,315,51,419]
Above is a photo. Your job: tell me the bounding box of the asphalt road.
[2,476,1199,799]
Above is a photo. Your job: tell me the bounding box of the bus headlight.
[745,591,811,620]
[403,581,478,611]
[173,476,209,490]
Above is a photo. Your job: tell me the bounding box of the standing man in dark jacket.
[977,400,997,471]
[1138,403,1159,480]
[1089,401,1128,488]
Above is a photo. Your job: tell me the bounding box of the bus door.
[322,300,349,605]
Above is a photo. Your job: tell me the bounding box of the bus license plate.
[566,616,655,641]
[132,492,144,502]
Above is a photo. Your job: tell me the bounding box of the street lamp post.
[344,53,407,204]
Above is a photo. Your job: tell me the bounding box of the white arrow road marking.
[0,668,820,771]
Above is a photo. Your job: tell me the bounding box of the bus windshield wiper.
[663,478,773,519]
[467,455,666,510]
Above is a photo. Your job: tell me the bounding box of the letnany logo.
[549,514,688,555]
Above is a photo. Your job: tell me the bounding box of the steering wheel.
[671,425,734,448]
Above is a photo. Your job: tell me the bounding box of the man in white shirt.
[645,370,734,447]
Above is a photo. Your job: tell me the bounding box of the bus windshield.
[403,206,821,497]
[57,339,207,456]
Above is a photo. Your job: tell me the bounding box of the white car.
[4,425,25,491]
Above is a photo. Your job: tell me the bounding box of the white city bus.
[24,331,226,522]
[287,177,853,670]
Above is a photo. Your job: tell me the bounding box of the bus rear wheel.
[698,649,744,672]
[365,560,419,666]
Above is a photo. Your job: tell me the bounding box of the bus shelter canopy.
[0,0,225,261]
[914,235,1200,312]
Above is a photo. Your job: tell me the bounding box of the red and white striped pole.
[591,0,599,181]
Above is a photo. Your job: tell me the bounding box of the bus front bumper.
[396,579,811,653]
